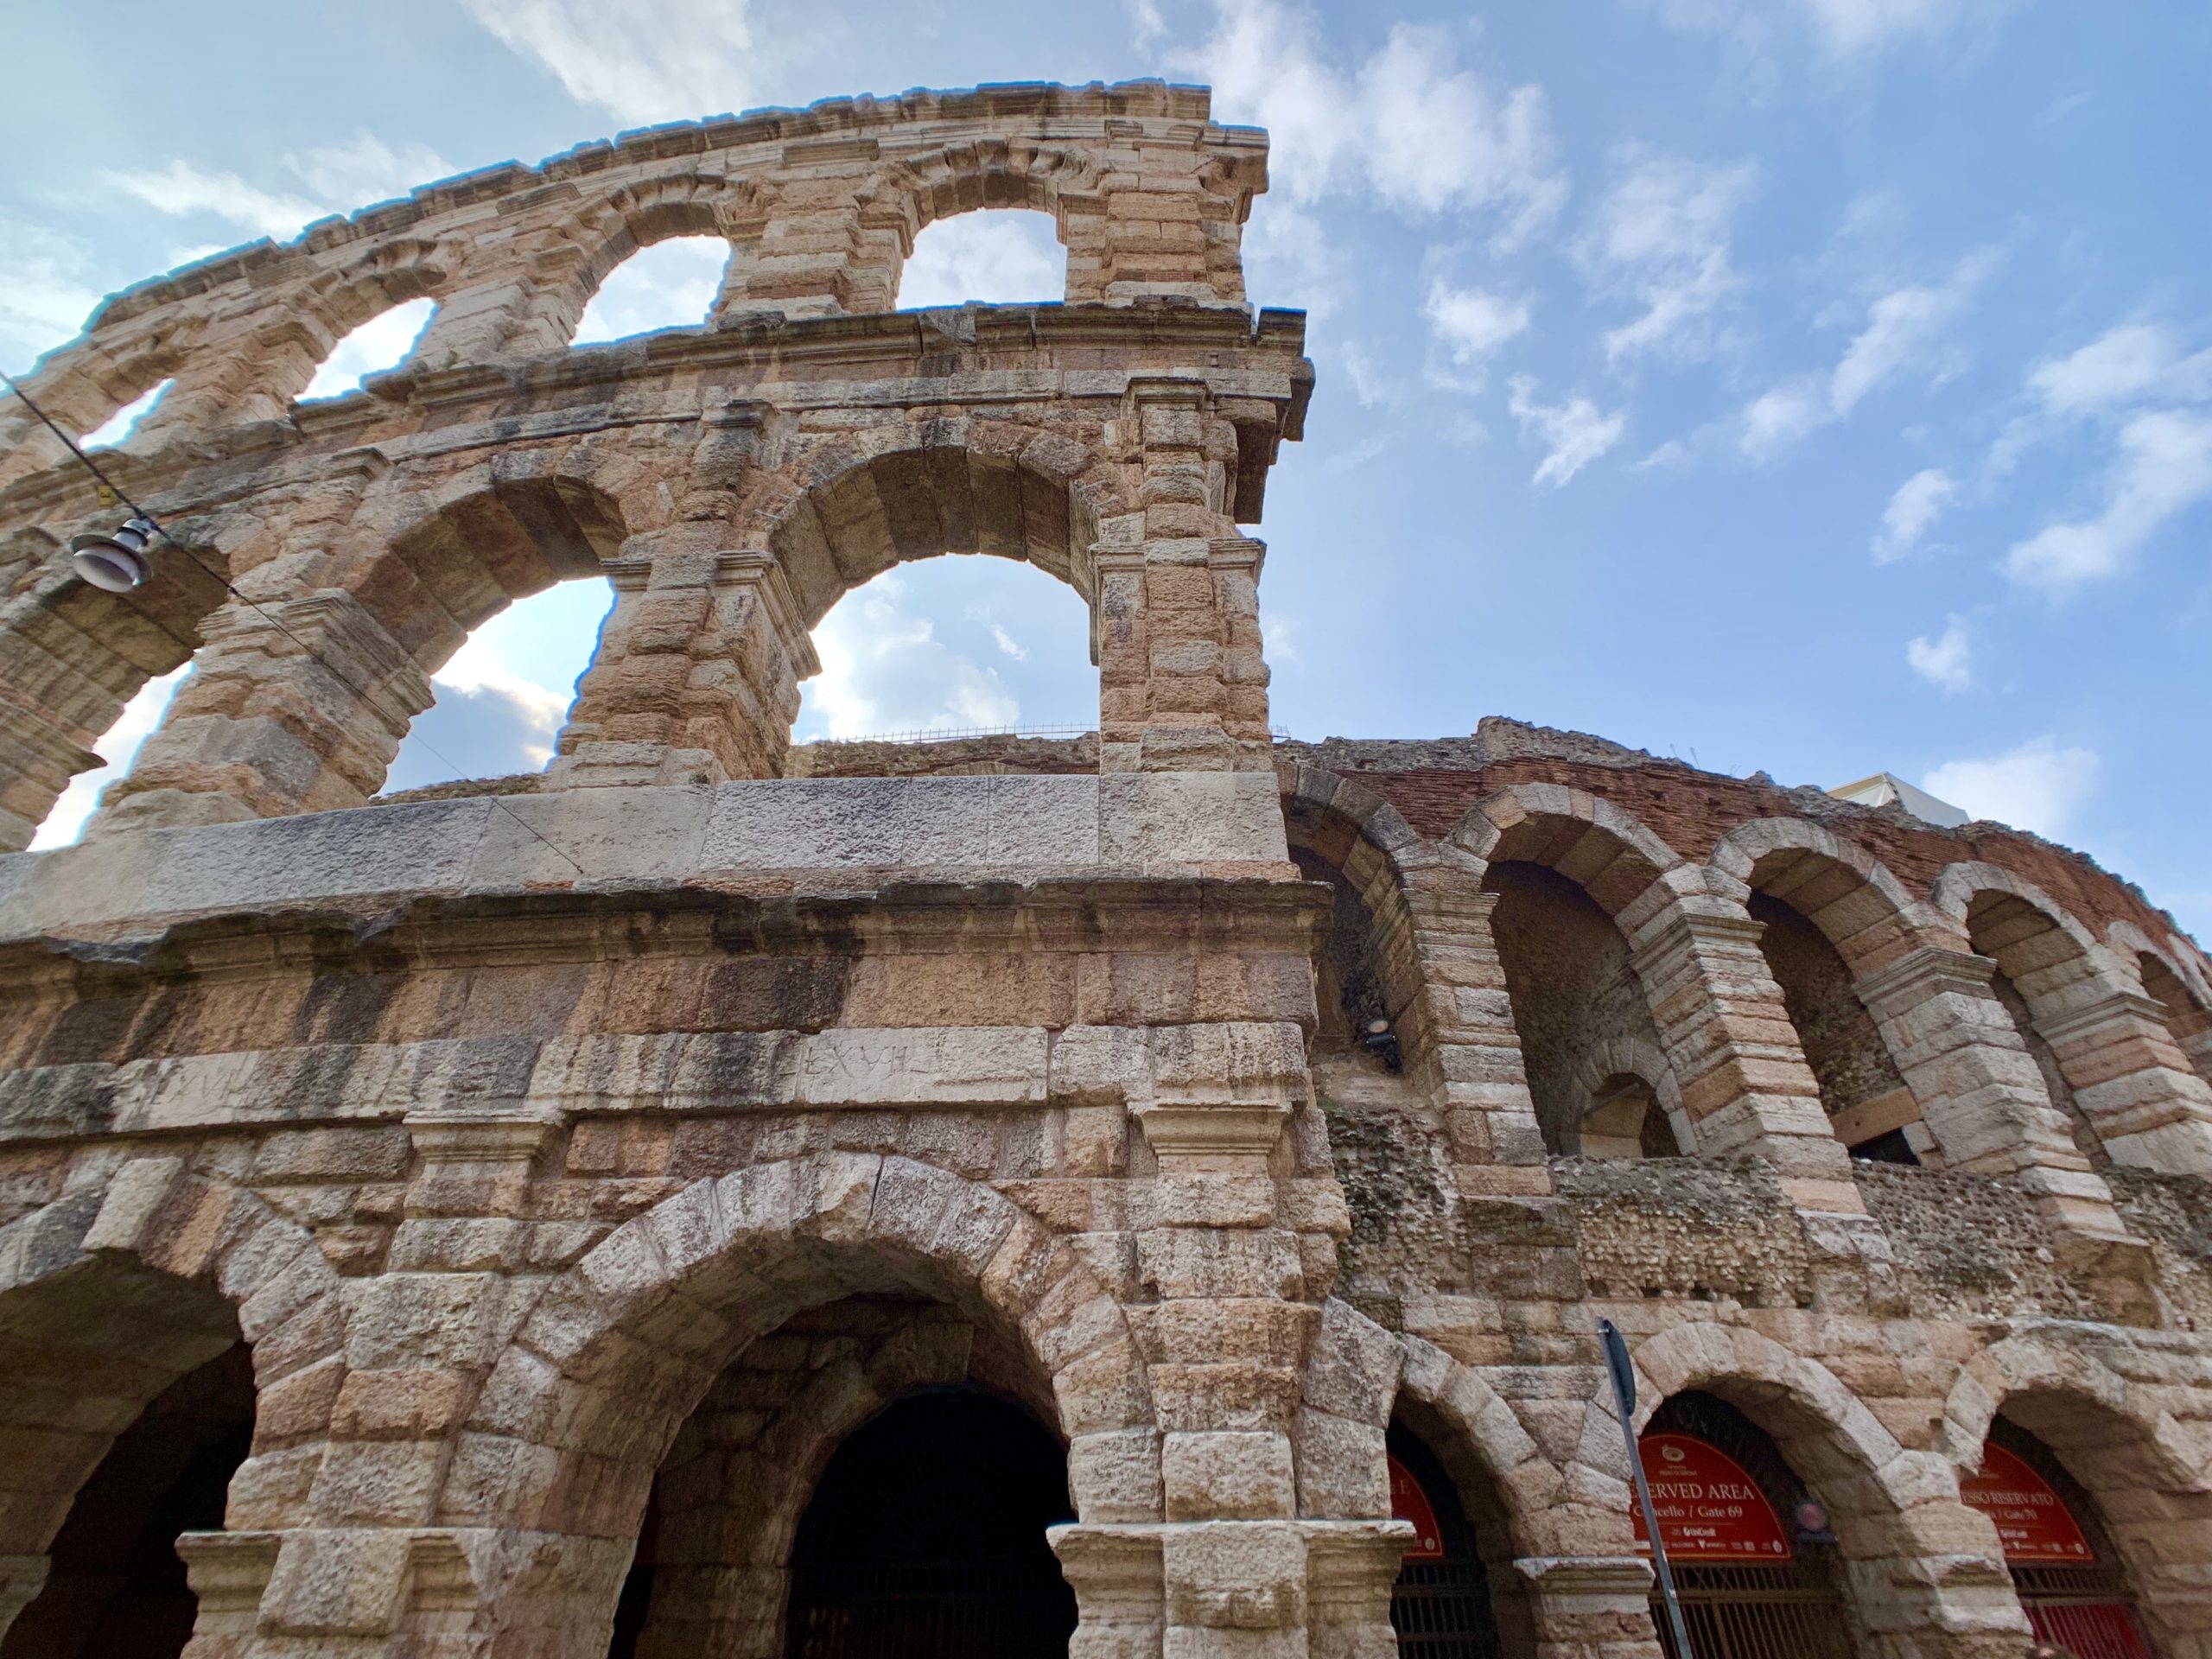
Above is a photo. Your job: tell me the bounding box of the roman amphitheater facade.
[3,79,2211,1659]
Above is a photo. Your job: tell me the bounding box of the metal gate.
[1652,1563,1853,1659]
[785,1562,1076,1659]
[1391,1557,1505,1659]
[2015,1565,2155,1659]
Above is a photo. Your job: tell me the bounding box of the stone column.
[1624,895,1861,1211]
[2034,991,2212,1172]
[130,321,328,450]
[1303,1521,1415,1659]
[1853,947,2149,1245]
[0,701,99,853]
[93,590,432,834]
[1096,381,1271,773]
[1386,873,1552,1198]
[546,533,818,789]
[1510,1556,1662,1659]
[1052,1524,1166,1659]
[713,199,900,321]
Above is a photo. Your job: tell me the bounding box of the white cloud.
[802,570,1020,740]
[1506,375,1628,488]
[897,213,1065,309]
[572,236,728,345]
[1338,342,1403,410]
[1184,0,1566,243]
[1738,250,1996,459]
[29,667,189,849]
[102,133,454,245]
[459,0,770,124]
[1872,466,1956,562]
[301,297,437,399]
[1904,617,1974,691]
[0,219,107,373]
[1423,281,1530,386]
[101,162,325,241]
[2025,322,2212,419]
[1578,152,1756,363]
[2003,408,2212,592]
[988,623,1028,662]
[1923,736,2100,837]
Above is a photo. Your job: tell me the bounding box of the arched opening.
[1747,890,1928,1165]
[1386,1418,1516,1658]
[1484,861,1674,1158]
[897,211,1066,308]
[601,1295,1076,1659]
[28,664,188,847]
[1963,892,2112,1166]
[784,1390,1075,1656]
[379,579,613,793]
[573,236,731,344]
[794,556,1093,747]
[1961,1418,2154,1657]
[2139,952,2212,1085]
[79,380,173,449]
[1637,1390,1854,1659]
[300,296,436,399]
[0,1344,253,1659]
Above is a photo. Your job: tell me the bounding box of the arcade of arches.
[10,78,2212,1659]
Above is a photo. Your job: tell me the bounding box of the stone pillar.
[1624,896,1861,1211]
[0,1554,48,1645]
[1854,946,2143,1240]
[1096,381,1271,773]
[94,590,432,834]
[1386,873,1552,1198]
[176,1531,278,1657]
[546,535,817,789]
[1303,1521,1414,1659]
[1510,1556,1662,1659]
[2034,991,2212,1172]
[1053,1524,1166,1659]
[130,321,327,449]
[713,200,900,321]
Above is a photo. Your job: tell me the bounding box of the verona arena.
[2,78,2211,1659]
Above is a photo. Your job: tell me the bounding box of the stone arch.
[435,1154,1152,1650]
[1569,1036,1687,1158]
[1941,1332,2212,1653]
[1281,765,1444,1039]
[1447,782,1685,920]
[1390,1332,1572,1560]
[1711,817,1952,975]
[0,315,209,489]
[856,143,1103,312]
[0,1160,349,1616]
[2110,920,2212,1087]
[1713,821,1951,1162]
[1600,1322,2026,1656]
[0,510,235,850]
[753,420,1125,632]
[544,171,769,346]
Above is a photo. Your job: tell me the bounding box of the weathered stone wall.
[3,82,2212,1659]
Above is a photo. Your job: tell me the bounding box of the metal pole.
[1599,1318,1697,1659]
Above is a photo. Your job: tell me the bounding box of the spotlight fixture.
[68,517,158,592]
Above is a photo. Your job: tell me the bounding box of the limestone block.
[464,782,714,887]
[795,1026,1049,1108]
[703,775,1100,869]
[1163,1430,1298,1520]
[1163,1519,1307,1628]
[1099,772,1292,867]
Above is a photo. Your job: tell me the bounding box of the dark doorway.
[784,1389,1077,1659]
[1,1344,254,1659]
[1389,1421,1507,1659]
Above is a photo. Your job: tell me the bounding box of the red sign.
[1633,1433,1792,1562]
[1961,1441,2095,1565]
[1389,1456,1446,1560]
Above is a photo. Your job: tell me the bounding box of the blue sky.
[4,1,2209,940]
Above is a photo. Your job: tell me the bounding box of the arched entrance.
[1637,1391,1853,1659]
[1962,1421,2154,1658]
[784,1389,1076,1658]
[1387,1421,1510,1659]
[0,1344,253,1659]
